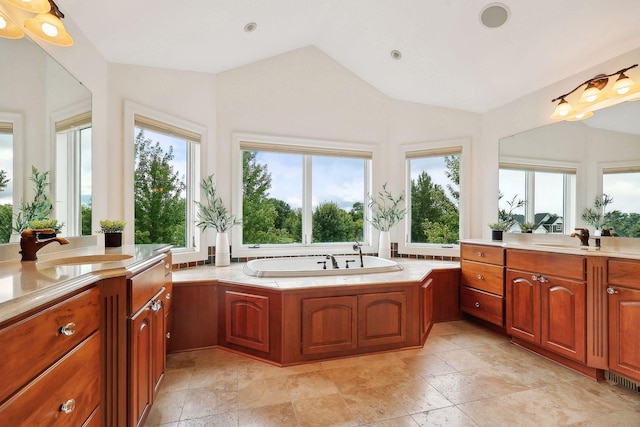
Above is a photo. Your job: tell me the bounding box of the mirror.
[0,35,92,243]
[499,101,640,238]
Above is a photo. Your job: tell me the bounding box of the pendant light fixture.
[0,10,24,39]
[551,64,640,121]
[0,0,73,46]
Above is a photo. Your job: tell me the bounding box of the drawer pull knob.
[532,275,539,281]
[607,287,618,295]
[474,301,481,308]
[60,399,76,414]
[166,332,171,339]
[151,300,162,313]
[539,276,548,283]
[166,263,170,269]
[477,274,484,280]
[477,252,484,257]
[60,322,77,336]
[166,293,171,300]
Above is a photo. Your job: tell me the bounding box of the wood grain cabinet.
[607,259,640,382]
[0,286,101,426]
[460,243,505,326]
[506,249,586,363]
[127,262,166,427]
[224,290,271,353]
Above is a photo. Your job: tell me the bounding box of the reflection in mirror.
[500,101,640,237]
[0,33,91,243]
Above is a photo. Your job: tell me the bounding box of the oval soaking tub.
[243,255,403,278]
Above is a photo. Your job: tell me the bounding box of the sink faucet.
[325,254,339,269]
[20,229,70,261]
[353,242,363,268]
[570,228,590,247]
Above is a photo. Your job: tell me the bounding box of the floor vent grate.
[605,371,640,393]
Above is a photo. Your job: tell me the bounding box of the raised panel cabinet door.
[302,296,358,355]
[225,291,270,353]
[129,305,153,427]
[151,293,166,398]
[421,278,434,341]
[541,277,586,363]
[358,291,407,347]
[506,270,540,344]
[609,287,640,382]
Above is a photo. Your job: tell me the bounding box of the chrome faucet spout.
[325,254,339,269]
[20,229,70,262]
[353,242,363,268]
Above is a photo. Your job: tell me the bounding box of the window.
[602,168,640,237]
[134,115,200,250]
[0,122,13,243]
[499,166,576,234]
[55,112,92,236]
[406,149,461,245]
[235,136,372,254]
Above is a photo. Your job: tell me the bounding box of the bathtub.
[243,255,403,277]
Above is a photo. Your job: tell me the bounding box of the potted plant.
[489,193,526,241]
[28,219,63,238]
[195,174,241,266]
[581,193,613,235]
[13,167,54,235]
[99,219,126,247]
[519,222,536,234]
[368,183,406,259]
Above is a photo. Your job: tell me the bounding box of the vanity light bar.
[550,64,640,121]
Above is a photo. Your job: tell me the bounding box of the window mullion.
[302,155,313,245]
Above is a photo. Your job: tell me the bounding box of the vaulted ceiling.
[57,0,640,113]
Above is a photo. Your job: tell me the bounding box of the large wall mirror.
[0,34,92,244]
[499,102,640,238]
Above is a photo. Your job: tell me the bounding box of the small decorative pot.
[491,229,504,241]
[105,232,123,247]
[378,230,391,259]
[215,231,231,267]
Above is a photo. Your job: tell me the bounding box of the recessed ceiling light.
[390,50,402,60]
[244,22,257,33]
[480,3,510,29]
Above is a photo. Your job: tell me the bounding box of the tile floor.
[145,321,640,426]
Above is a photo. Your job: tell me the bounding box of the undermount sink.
[38,254,133,267]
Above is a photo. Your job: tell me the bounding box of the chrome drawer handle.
[60,399,76,414]
[151,300,162,312]
[607,287,618,295]
[477,252,484,257]
[165,263,170,269]
[539,276,548,283]
[60,322,77,336]
[477,274,484,280]
[166,293,171,300]
[474,301,480,308]
[532,275,539,281]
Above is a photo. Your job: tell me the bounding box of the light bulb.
[41,22,58,37]
[0,17,6,30]
[612,73,637,96]
[582,87,600,103]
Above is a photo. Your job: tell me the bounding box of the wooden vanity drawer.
[0,286,100,403]
[461,261,504,296]
[461,244,504,265]
[0,332,101,426]
[506,249,585,281]
[130,261,165,314]
[608,259,640,290]
[460,286,504,326]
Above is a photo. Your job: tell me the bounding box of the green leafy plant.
[28,219,63,233]
[14,166,54,233]
[581,193,614,230]
[489,193,526,232]
[368,183,407,232]
[519,222,536,233]
[195,174,241,232]
[99,219,126,233]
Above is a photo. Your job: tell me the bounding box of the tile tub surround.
[145,320,640,427]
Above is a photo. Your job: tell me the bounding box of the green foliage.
[490,193,526,231]
[99,219,126,233]
[312,201,357,242]
[14,166,54,233]
[581,193,614,230]
[603,210,640,238]
[519,222,536,232]
[0,204,12,243]
[195,174,240,232]
[134,131,187,247]
[0,169,8,193]
[81,203,92,236]
[28,219,62,232]
[368,183,406,232]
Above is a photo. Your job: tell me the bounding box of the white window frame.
[500,156,579,234]
[231,133,378,258]
[0,113,24,213]
[124,101,208,264]
[399,138,470,257]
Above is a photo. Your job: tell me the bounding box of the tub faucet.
[325,254,339,269]
[353,242,363,268]
[570,228,590,247]
[20,228,69,261]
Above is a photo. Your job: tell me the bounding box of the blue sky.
[0,134,13,205]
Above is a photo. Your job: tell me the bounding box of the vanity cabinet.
[460,243,505,326]
[506,249,586,363]
[127,262,166,427]
[607,259,640,382]
[301,295,357,354]
[0,286,101,427]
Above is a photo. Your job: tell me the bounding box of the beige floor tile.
[293,393,356,427]
[569,378,640,411]
[189,366,238,390]
[364,415,421,426]
[400,353,458,378]
[145,389,188,425]
[285,371,341,401]
[435,348,493,371]
[386,377,453,414]
[566,409,640,427]
[411,406,479,427]
[342,385,408,424]
[177,412,239,426]
[180,387,238,420]
[422,335,464,353]
[425,372,495,404]
[160,367,195,393]
[237,359,293,381]
[237,376,291,410]
[325,360,411,394]
[167,352,198,370]
[236,402,298,427]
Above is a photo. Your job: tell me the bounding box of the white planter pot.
[378,230,391,259]
[215,231,230,267]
